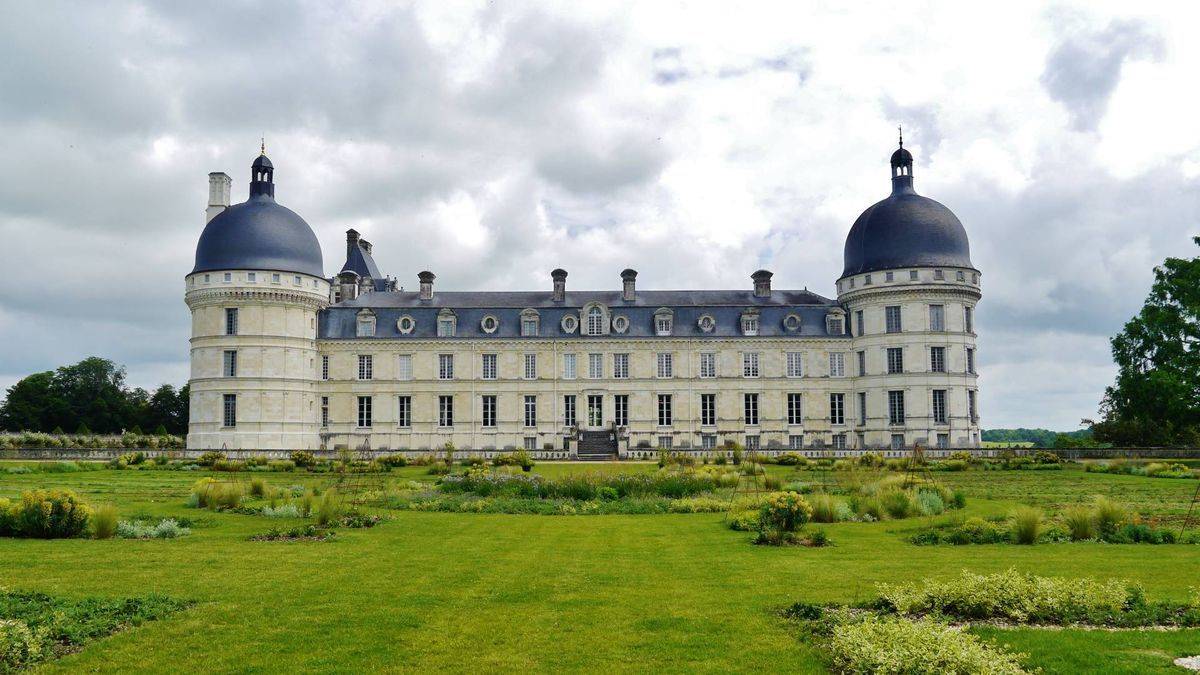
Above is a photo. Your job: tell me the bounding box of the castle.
[185,140,981,457]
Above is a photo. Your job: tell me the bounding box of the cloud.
[0,1,1197,433]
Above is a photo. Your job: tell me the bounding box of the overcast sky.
[1,1,1196,430]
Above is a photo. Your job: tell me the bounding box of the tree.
[0,371,58,431]
[1093,237,1200,446]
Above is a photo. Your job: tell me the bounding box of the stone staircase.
[576,430,618,461]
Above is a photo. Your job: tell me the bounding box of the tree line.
[0,357,187,435]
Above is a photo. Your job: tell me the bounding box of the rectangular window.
[358,354,373,380]
[789,435,803,450]
[929,304,945,332]
[829,352,845,378]
[964,306,974,333]
[613,353,629,379]
[656,352,673,378]
[888,390,906,425]
[357,396,372,428]
[222,394,236,428]
[224,272,233,282]
[787,393,802,425]
[247,272,256,282]
[588,353,603,379]
[397,354,412,381]
[482,353,497,380]
[886,347,903,374]
[858,391,867,425]
[885,271,894,282]
[832,433,847,449]
[745,435,760,450]
[702,434,717,449]
[700,352,717,378]
[586,395,602,427]
[857,350,866,376]
[321,354,329,380]
[656,316,672,335]
[701,393,716,426]
[524,437,537,451]
[564,395,576,426]
[437,318,455,337]
[891,434,905,450]
[968,390,978,422]
[934,269,944,280]
[271,273,279,283]
[482,395,497,428]
[397,396,411,428]
[786,352,803,378]
[438,395,454,427]
[932,389,948,424]
[910,270,919,280]
[224,308,238,336]
[937,433,950,448]
[524,353,537,379]
[744,393,759,426]
[294,275,302,285]
[320,396,329,428]
[741,315,759,336]
[742,352,760,378]
[855,310,864,336]
[524,395,537,427]
[563,353,576,380]
[830,393,845,425]
[439,354,454,380]
[966,348,976,374]
[930,346,946,373]
[885,305,902,333]
[659,435,674,449]
[614,394,629,426]
[657,394,673,426]
[521,318,538,336]
[223,350,237,377]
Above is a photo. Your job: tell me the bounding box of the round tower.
[837,135,982,450]
[185,150,329,451]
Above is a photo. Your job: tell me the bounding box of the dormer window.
[520,309,540,336]
[397,315,416,334]
[480,315,499,334]
[697,314,715,333]
[864,274,872,285]
[356,311,376,337]
[654,308,674,336]
[272,273,281,283]
[783,313,802,332]
[611,314,629,334]
[223,272,232,282]
[740,312,759,336]
[437,309,457,337]
[561,314,579,334]
[934,269,944,280]
[825,310,845,335]
[247,272,256,282]
[586,306,605,336]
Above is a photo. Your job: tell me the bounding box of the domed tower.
[185,149,329,451]
[838,135,982,450]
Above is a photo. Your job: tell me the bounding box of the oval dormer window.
[783,313,802,332]
[697,315,715,333]
[397,315,416,335]
[560,314,578,334]
[611,315,629,334]
[480,315,499,334]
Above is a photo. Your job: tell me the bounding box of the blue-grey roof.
[192,194,324,277]
[341,242,381,278]
[841,176,973,278]
[318,289,847,339]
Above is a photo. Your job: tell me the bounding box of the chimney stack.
[346,229,360,260]
[621,269,637,302]
[752,269,773,298]
[418,271,436,301]
[206,172,231,223]
[337,271,359,302]
[551,268,567,302]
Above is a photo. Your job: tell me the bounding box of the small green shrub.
[189,478,244,510]
[9,490,92,539]
[1093,496,1128,536]
[762,474,783,490]
[196,451,225,467]
[315,490,345,526]
[879,490,916,519]
[854,495,884,521]
[290,451,317,468]
[727,510,759,531]
[250,478,266,497]
[0,618,47,671]
[91,505,119,539]
[116,518,190,539]
[915,490,944,515]
[268,460,296,472]
[827,615,1027,675]
[1010,506,1043,545]
[809,493,839,523]
[759,492,812,533]
[261,504,302,518]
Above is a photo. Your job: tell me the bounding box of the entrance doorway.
[587,395,603,428]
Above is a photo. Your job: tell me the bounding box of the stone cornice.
[186,287,329,311]
[838,285,981,304]
[314,336,854,350]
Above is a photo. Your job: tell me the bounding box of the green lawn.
[1,462,1198,672]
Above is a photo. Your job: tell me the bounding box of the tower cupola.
[250,142,275,198]
[890,127,914,194]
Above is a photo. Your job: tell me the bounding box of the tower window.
[885,306,902,333]
[222,394,237,428]
[224,308,238,336]
[320,396,329,427]
[932,389,948,424]
[223,350,237,377]
[909,270,918,281]
[929,305,945,332]
[888,391,905,425]
[887,347,903,374]
[930,346,946,373]
[321,355,329,380]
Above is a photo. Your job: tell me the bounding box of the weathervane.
[260,136,266,155]
[898,125,903,148]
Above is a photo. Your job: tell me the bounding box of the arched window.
[587,306,605,336]
[356,311,376,338]
[437,309,457,337]
[521,309,540,336]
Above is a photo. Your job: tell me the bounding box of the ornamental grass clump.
[809,493,839,523]
[1010,506,1043,545]
[189,478,244,510]
[827,614,1028,675]
[1092,496,1128,537]
[1062,505,1096,541]
[90,504,119,539]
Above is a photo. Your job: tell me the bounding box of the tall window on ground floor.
[789,434,803,450]
[787,393,802,425]
[614,395,629,426]
[397,396,411,428]
[888,390,905,425]
[832,433,846,449]
[743,393,759,426]
[439,395,454,427]
[829,393,844,425]
[563,395,576,426]
[858,392,867,425]
[357,396,372,428]
[968,389,978,422]
[482,395,497,428]
[524,395,537,427]
[932,389,947,424]
[657,394,672,426]
[320,396,329,427]
[222,394,236,428]
[700,393,716,426]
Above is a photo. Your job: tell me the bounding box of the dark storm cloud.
[1040,16,1164,131]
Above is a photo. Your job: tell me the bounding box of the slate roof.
[341,241,381,278]
[318,289,847,339]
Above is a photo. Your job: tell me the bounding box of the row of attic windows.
[838,268,979,294]
[355,307,844,338]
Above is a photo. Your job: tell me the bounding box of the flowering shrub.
[759,492,812,533]
[116,518,191,539]
[827,614,1028,675]
[1,490,92,539]
[290,451,317,468]
[0,619,47,671]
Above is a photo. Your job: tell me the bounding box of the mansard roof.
[318,289,847,339]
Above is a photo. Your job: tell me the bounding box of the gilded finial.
[260,136,266,155]
[898,125,903,148]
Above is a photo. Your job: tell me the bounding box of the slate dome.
[192,153,324,278]
[841,142,972,278]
